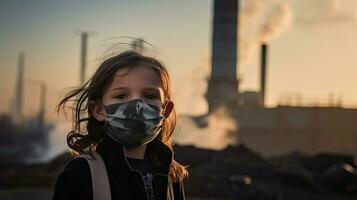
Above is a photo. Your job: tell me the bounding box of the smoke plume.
[240,0,293,64]
[173,107,239,150]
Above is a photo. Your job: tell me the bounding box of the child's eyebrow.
[144,87,162,93]
[112,86,129,91]
[112,86,162,93]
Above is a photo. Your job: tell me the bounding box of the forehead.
[110,65,162,88]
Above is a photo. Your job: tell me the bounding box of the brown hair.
[56,50,188,182]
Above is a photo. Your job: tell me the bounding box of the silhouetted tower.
[260,43,268,107]
[27,79,47,133]
[205,0,240,113]
[15,52,25,123]
[38,82,46,133]
[80,32,88,85]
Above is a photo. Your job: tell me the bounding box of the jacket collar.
[95,133,173,175]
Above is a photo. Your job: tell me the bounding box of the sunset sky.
[1,0,357,122]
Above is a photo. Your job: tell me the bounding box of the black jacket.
[52,134,186,200]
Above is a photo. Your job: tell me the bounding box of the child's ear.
[163,101,174,118]
[89,100,106,121]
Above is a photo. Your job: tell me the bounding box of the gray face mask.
[103,98,166,147]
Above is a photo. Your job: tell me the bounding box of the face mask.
[103,98,166,147]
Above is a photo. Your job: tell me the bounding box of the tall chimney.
[205,0,239,113]
[260,43,268,107]
[27,79,47,134]
[15,52,25,123]
[38,82,46,134]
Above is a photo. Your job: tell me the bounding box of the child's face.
[90,65,173,121]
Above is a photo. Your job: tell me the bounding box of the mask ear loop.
[93,100,108,138]
[100,101,110,132]
[162,97,170,119]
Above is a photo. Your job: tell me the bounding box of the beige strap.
[78,151,112,200]
[168,175,174,200]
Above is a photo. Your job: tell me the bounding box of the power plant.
[201,0,357,156]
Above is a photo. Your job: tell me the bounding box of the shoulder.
[65,156,91,173]
[52,157,92,200]
[60,156,91,181]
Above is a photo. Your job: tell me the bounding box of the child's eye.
[145,94,158,99]
[115,94,127,99]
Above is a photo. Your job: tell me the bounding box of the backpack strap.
[78,151,112,200]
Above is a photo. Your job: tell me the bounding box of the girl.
[52,50,188,200]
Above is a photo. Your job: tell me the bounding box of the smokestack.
[260,43,268,107]
[27,79,47,133]
[205,0,240,113]
[38,82,46,133]
[80,32,88,85]
[15,52,25,123]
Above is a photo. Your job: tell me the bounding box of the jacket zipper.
[144,173,155,200]
[123,153,151,200]
[122,147,171,200]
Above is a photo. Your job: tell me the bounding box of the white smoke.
[239,0,293,64]
[294,0,357,24]
[173,107,239,150]
[172,62,209,115]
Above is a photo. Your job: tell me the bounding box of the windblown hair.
[56,50,188,182]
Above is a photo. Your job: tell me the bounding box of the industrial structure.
[200,0,357,156]
[0,53,53,162]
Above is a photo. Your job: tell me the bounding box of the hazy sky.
[1,0,357,122]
